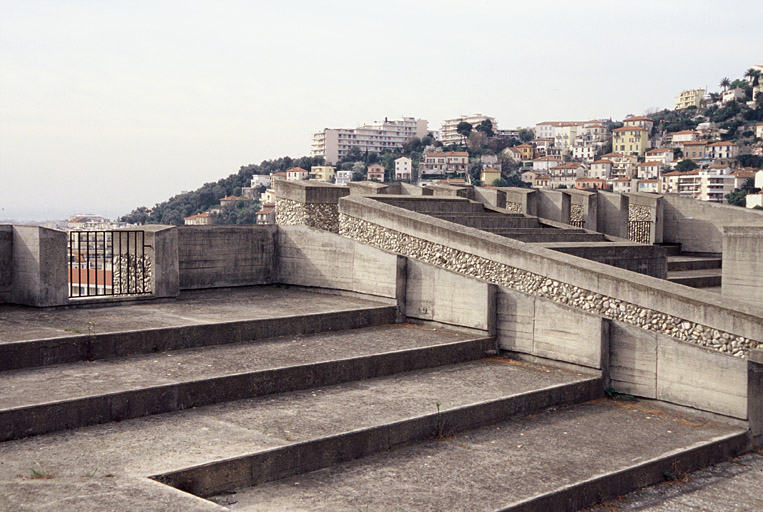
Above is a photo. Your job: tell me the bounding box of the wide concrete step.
[656,243,682,256]
[0,358,599,511]
[0,286,396,371]
[0,324,494,441]
[667,256,722,272]
[667,269,723,288]
[217,399,749,512]
[482,227,587,235]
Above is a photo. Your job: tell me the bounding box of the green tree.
[725,189,748,207]
[475,119,494,137]
[720,77,731,91]
[456,121,473,142]
[737,154,763,168]
[518,128,534,143]
[675,159,699,172]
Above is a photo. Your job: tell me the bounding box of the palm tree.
[720,77,731,91]
[745,68,761,86]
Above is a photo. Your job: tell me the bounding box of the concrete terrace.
[1,182,763,510]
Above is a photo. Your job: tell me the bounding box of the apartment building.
[548,163,586,189]
[588,160,613,180]
[367,163,386,182]
[623,116,654,133]
[612,126,649,156]
[515,144,535,161]
[671,130,699,144]
[419,151,469,176]
[674,89,705,110]
[662,168,733,202]
[635,161,661,180]
[335,170,353,186]
[311,117,428,163]
[534,121,582,148]
[286,167,309,180]
[645,148,674,165]
[572,145,596,162]
[395,156,413,181]
[681,141,708,161]
[532,156,563,172]
[707,141,739,162]
[440,114,498,145]
[601,152,638,178]
[309,165,336,183]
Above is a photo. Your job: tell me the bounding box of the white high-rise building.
[311,117,428,164]
[440,114,498,145]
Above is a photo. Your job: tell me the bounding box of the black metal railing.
[68,230,152,298]
[628,221,652,244]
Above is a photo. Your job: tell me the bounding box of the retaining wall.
[722,226,763,304]
[177,225,276,290]
[337,195,763,356]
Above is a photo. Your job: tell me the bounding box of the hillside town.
[171,66,763,226]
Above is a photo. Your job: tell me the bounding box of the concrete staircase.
[0,287,749,511]
[662,243,723,290]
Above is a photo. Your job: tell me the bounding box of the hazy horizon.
[2,0,762,221]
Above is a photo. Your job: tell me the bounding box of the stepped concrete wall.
[0,226,11,303]
[276,225,399,300]
[177,225,276,290]
[338,195,762,356]
[597,191,629,239]
[722,226,763,304]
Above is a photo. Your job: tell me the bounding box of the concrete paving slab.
[222,399,746,512]
[0,285,387,344]
[0,359,589,510]
[586,451,763,511]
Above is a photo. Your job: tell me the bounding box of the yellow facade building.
[612,126,649,156]
[309,165,336,183]
[480,168,502,185]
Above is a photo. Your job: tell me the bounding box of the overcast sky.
[2,0,762,221]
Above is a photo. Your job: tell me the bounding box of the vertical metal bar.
[140,231,146,293]
[86,231,90,296]
[109,231,114,295]
[95,231,99,295]
[126,231,131,294]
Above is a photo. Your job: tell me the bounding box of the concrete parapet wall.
[500,188,537,216]
[426,184,473,199]
[597,191,629,239]
[610,322,747,419]
[142,225,179,298]
[549,243,667,278]
[177,225,276,290]
[496,288,606,370]
[663,194,763,253]
[536,190,570,224]
[0,225,12,303]
[277,225,398,300]
[337,195,763,357]
[405,260,494,332]
[11,226,68,307]
[722,226,763,304]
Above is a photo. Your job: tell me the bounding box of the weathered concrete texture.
[497,288,605,370]
[609,321,748,420]
[626,192,663,244]
[0,286,395,371]
[142,225,179,298]
[748,349,763,440]
[0,324,489,440]
[277,225,399,299]
[663,194,763,253]
[405,260,493,331]
[274,179,349,204]
[587,452,763,512]
[0,358,590,510]
[597,191,629,239]
[547,242,667,278]
[177,225,276,290]
[0,225,11,303]
[723,226,763,304]
[565,189,597,231]
[1,477,225,511]
[11,226,68,307]
[537,189,571,224]
[221,400,747,512]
